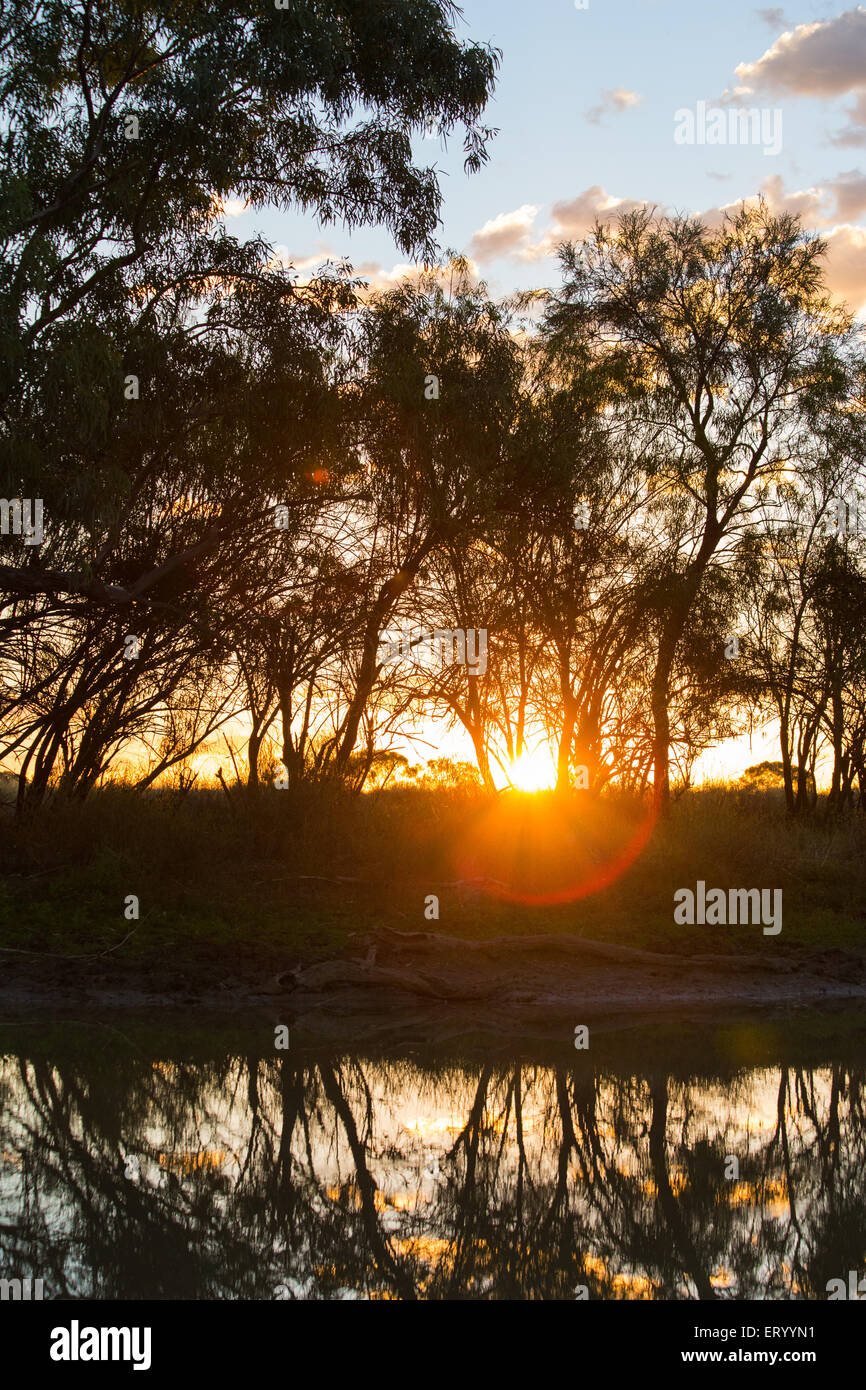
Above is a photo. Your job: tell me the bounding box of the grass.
[1,782,864,993]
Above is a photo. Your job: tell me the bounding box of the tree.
[333,260,522,772]
[545,202,860,811]
[0,0,499,604]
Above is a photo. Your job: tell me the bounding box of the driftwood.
[263,925,807,1000]
[363,926,799,973]
[287,959,449,998]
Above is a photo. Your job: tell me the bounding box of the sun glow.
[507,750,556,792]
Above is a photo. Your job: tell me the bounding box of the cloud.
[214,196,249,219]
[258,247,415,294]
[735,8,866,98]
[693,173,856,233]
[478,177,866,314]
[354,260,421,291]
[733,7,866,142]
[584,87,642,125]
[690,179,866,314]
[468,190,653,266]
[275,171,866,315]
[469,204,540,263]
[756,169,866,226]
[524,186,655,258]
[755,7,791,29]
[756,173,829,224]
[264,249,331,273]
[822,223,866,312]
[829,90,866,146]
[251,237,484,295]
[825,169,866,220]
[353,259,481,296]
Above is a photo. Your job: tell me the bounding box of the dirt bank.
[2,926,865,1043]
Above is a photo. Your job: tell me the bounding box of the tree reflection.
[1,1039,864,1300]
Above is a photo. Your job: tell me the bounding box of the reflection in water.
[1,1036,865,1300]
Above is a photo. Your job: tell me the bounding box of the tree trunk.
[651,629,679,815]
[556,695,577,792]
[828,684,844,810]
[779,720,795,815]
[247,726,263,789]
[336,536,437,771]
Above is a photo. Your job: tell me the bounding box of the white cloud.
[735,8,866,97]
[215,197,249,219]
[469,204,540,262]
[825,169,866,221]
[755,8,792,30]
[353,259,480,295]
[822,223,866,313]
[751,170,866,228]
[829,90,866,147]
[471,178,866,314]
[756,173,830,224]
[584,88,642,126]
[520,186,655,260]
[733,7,866,142]
[264,249,328,273]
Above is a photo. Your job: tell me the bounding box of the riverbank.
[2,783,864,1031]
[2,922,865,1045]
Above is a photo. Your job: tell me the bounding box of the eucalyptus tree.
[544,202,862,811]
[0,0,499,605]
[396,534,509,790]
[333,260,524,772]
[490,299,663,792]
[741,466,866,813]
[1,265,356,803]
[811,543,866,809]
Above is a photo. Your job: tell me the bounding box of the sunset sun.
[508,750,556,793]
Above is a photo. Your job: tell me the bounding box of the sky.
[218,1,866,785]
[223,0,866,317]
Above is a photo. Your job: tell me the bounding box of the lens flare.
[456,789,659,906]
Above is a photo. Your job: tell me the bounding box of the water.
[1,1011,865,1300]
